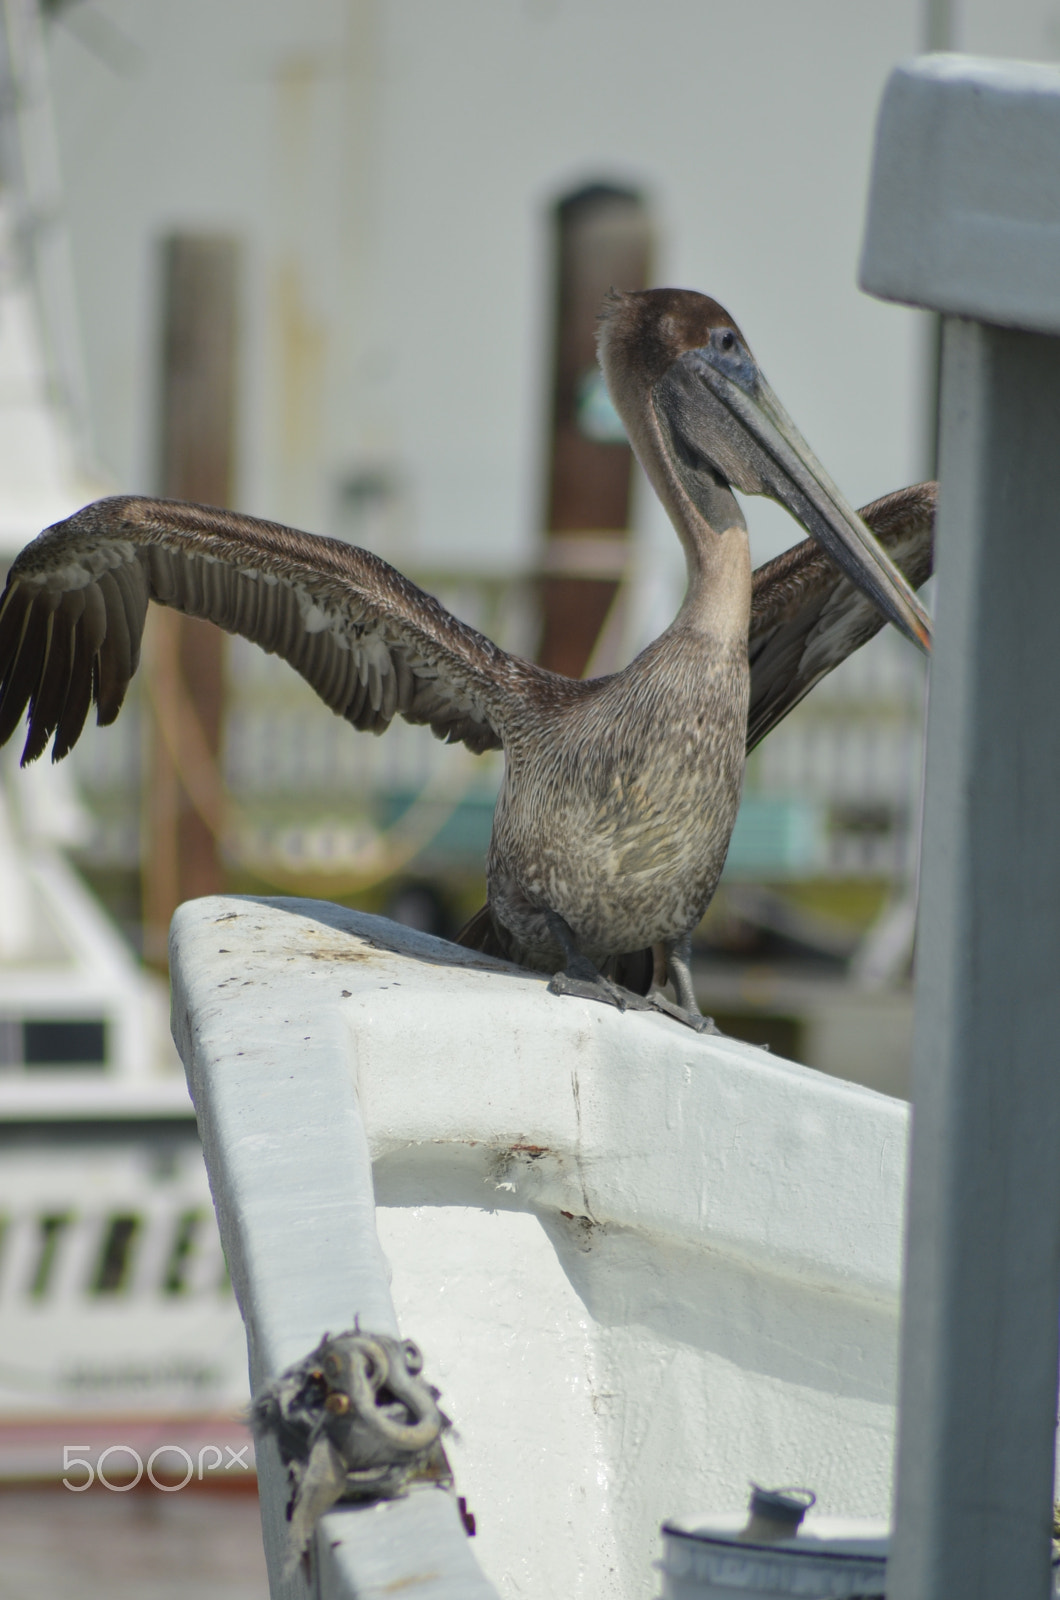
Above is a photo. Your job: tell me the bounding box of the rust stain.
[380,1574,441,1594]
[557,1210,596,1252]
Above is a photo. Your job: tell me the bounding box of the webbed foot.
[544,912,651,1014]
[644,988,720,1033]
[549,965,637,1011]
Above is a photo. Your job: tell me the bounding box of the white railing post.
[861,56,1060,1600]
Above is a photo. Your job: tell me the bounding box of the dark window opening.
[30,1213,73,1298]
[92,1214,142,1294]
[829,803,902,839]
[163,1209,205,1295]
[23,1019,107,1069]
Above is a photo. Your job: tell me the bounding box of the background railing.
[63,566,928,891]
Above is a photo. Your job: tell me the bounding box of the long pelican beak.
[657,341,933,654]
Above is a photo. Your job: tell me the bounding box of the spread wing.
[0,495,547,764]
[747,481,936,753]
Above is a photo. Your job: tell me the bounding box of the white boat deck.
[171,893,908,1600]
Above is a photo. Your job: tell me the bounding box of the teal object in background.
[722,796,824,878]
[380,792,497,866]
[380,790,823,879]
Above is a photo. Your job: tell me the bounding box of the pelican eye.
[688,328,757,395]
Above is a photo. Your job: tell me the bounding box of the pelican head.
[598,287,932,653]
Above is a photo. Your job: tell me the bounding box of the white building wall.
[41,0,1060,570]
[34,0,1060,883]
[43,0,931,580]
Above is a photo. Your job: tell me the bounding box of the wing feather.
[23,592,82,763]
[0,495,545,763]
[0,580,32,685]
[94,569,136,724]
[345,673,369,726]
[0,588,63,747]
[746,481,936,753]
[109,558,149,681]
[54,583,106,759]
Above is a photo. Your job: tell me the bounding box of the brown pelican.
[0,288,933,1030]
[458,473,935,995]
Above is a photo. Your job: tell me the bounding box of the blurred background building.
[1,0,1059,1591]
[33,0,955,1093]
[33,0,1055,1103]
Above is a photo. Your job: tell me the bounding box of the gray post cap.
[859,54,1060,334]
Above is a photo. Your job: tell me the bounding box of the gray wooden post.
[860,56,1060,1599]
